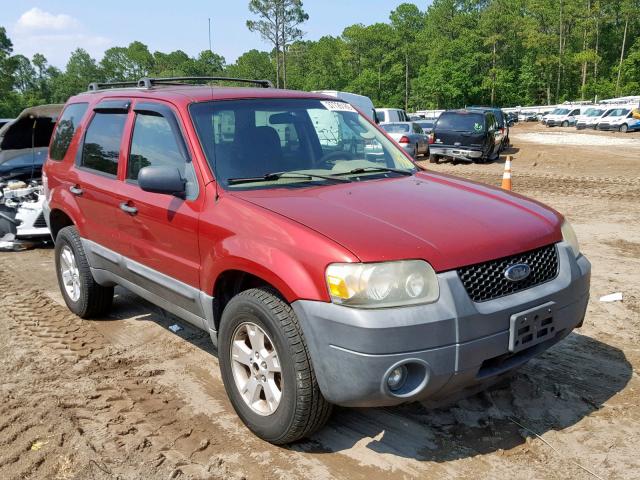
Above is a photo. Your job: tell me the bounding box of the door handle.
[69,185,83,196]
[119,202,138,215]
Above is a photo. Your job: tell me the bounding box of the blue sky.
[3,1,430,68]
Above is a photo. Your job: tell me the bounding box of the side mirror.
[138,166,186,198]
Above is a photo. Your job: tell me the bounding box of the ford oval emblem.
[504,263,531,282]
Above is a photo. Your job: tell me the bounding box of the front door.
[116,100,204,316]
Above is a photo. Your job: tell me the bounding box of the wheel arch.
[49,208,75,241]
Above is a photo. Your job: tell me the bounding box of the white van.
[313,91,377,122]
[375,108,410,124]
[575,107,607,129]
[596,107,634,131]
[545,107,584,127]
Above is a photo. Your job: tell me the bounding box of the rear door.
[116,99,203,291]
[71,99,130,253]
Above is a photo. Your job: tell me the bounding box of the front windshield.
[555,109,570,115]
[190,98,416,189]
[381,123,410,133]
[589,109,604,117]
[605,108,630,117]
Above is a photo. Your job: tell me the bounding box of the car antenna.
[208,17,220,201]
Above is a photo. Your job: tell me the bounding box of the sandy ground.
[1,122,639,480]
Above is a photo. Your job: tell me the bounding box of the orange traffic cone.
[501,156,512,190]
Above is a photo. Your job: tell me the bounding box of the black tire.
[429,154,440,164]
[562,120,569,127]
[620,124,628,133]
[218,288,332,444]
[55,226,113,318]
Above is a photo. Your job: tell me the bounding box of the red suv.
[44,77,591,444]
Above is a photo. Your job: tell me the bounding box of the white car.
[312,90,376,122]
[596,108,634,131]
[574,108,603,129]
[545,107,583,127]
[375,108,410,124]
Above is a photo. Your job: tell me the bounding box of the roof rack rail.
[87,80,139,91]
[137,76,274,89]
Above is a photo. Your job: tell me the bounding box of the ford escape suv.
[44,77,591,444]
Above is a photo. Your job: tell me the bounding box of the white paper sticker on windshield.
[321,101,357,113]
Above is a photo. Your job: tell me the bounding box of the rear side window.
[437,113,485,132]
[49,103,89,161]
[81,112,127,176]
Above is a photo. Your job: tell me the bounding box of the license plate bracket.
[509,302,556,353]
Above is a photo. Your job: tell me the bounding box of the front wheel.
[429,154,440,164]
[218,288,332,444]
[562,120,569,127]
[620,124,628,133]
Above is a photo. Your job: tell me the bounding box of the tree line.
[1,0,639,118]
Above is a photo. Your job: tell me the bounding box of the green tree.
[390,3,425,110]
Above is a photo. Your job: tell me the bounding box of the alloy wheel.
[59,245,81,302]
[230,322,283,416]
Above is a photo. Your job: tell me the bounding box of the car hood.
[232,172,562,271]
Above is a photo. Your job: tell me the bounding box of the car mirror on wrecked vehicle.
[138,166,186,198]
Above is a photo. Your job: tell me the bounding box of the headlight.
[326,260,439,308]
[561,220,580,257]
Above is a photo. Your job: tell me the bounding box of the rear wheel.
[429,154,440,164]
[218,288,332,444]
[55,226,113,318]
[562,120,569,127]
[620,123,628,133]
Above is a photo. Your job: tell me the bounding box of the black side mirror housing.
[138,166,186,198]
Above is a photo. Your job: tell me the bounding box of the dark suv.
[428,109,502,163]
[44,77,590,444]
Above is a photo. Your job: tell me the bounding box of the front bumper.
[293,243,590,407]
[429,146,483,162]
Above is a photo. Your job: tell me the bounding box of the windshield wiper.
[331,166,414,177]
[227,171,352,186]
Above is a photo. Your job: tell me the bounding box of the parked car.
[428,109,502,163]
[0,105,62,243]
[380,122,429,158]
[575,108,606,130]
[415,119,436,134]
[312,90,377,122]
[506,112,518,125]
[468,106,509,149]
[596,107,634,132]
[518,111,537,122]
[375,107,409,123]
[545,107,582,127]
[44,77,591,445]
[622,117,640,132]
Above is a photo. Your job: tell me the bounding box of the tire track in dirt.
[0,269,258,479]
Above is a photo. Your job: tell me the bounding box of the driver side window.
[127,111,198,199]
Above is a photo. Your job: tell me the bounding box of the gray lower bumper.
[293,243,590,407]
[430,146,483,161]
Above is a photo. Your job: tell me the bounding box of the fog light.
[387,365,408,391]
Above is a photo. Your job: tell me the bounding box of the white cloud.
[16,7,79,32]
[10,8,113,68]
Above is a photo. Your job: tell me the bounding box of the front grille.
[458,244,559,302]
[33,212,47,228]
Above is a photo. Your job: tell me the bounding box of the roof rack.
[137,76,274,89]
[87,80,140,91]
[87,76,274,92]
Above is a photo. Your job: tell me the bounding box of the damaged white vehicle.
[0,105,62,250]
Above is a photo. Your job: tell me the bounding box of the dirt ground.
[1,122,639,480]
